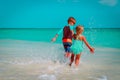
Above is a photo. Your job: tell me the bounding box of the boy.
[51,17,76,58]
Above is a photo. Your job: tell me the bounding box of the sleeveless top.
[62,26,72,40]
[70,34,83,54]
[56,25,73,43]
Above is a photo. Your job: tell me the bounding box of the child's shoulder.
[79,35,85,40]
[80,34,84,37]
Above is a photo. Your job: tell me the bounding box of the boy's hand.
[51,34,58,42]
[90,47,95,54]
[51,37,56,42]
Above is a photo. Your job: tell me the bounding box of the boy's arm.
[71,30,74,36]
[51,28,63,42]
[70,26,74,35]
[82,36,94,53]
[57,28,63,35]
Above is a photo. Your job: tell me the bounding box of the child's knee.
[71,54,74,60]
[76,54,81,60]
[76,56,80,60]
[75,56,80,64]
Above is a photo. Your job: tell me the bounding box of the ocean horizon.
[0,28,120,48]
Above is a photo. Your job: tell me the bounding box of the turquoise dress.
[70,35,83,54]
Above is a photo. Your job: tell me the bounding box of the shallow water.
[0,40,120,80]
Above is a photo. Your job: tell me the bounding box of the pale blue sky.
[0,0,120,28]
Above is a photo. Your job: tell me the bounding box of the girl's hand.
[90,47,95,54]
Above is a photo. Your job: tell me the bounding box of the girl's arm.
[82,36,94,53]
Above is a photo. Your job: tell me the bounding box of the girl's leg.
[75,53,81,67]
[69,53,74,66]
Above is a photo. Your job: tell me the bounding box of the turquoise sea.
[0,28,120,80]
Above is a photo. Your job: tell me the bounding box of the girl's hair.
[68,17,76,24]
[73,25,84,39]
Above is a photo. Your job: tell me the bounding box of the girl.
[69,25,94,67]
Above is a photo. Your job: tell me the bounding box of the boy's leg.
[63,43,67,57]
[63,42,72,58]
[66,43,72,57]
[69,53,74,66]
[63,46,70,58]
[65,52,71,58]
[75,54,81,67]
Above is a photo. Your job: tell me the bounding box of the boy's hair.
[68,17,76,24]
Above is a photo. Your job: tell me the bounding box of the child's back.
[71,34,83,55]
